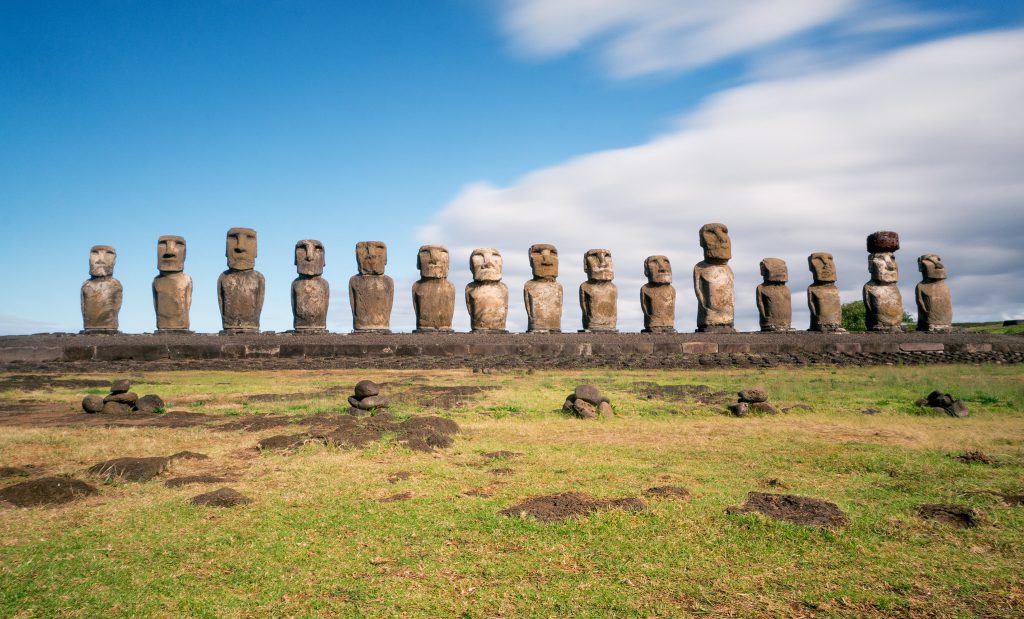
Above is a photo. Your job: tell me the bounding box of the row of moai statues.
[81,226,953,334]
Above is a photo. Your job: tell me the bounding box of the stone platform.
[0,331,1021,370]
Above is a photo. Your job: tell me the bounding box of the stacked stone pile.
[347,380,389,414]
[916,391,969,417]
[728,386,778,416]
[81,380,165,414]
[563,385,614,419]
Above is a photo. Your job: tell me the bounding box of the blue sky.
[1,0,1021,334]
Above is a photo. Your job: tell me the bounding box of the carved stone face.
[644,255,672,284]
[869,252,899,284]
[157,236,186,272]
[584,249,614,282]
[760,258,788,284]
[294,239,325,276]
[918,254,947,280]
[89,245,116,277]
[699,223,731,262]
[808,252,836,283]
[356,241,387,276]
[226,228,258,270]
[529,244,559,279]
[417,245,449,279]
[470,248,503,282]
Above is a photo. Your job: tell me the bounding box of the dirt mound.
[499,492,648,522]
[170,451,208,461]
[257,433,328,451]
[727,492,849,528]
[164,475,229,488]
[632,382,732,405]
[0,375,111,392]
[190,487,252,507]
[0,466,30,478]
[245,386,349,402]
[88,456,171,482]
[918,503,980,527]
[397,385,498,409]
[644,485,691,499]
[956,450,994,465]
[379,491,412,502]
[463,488,493,497]
[323,414,459,453]
[0,477,98,507]
[483,451,522,460]
[489,467,515,476]
[215,415,294,432]
[387,471,411,483]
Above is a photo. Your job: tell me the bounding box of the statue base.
[352,328,391,334]
[642,327,676,334]
[696,325,736,333]
[809,325,848,334]
[289,328,328,335]
[156,329,193,335]
[760,326,793,333]
[219,328,260,335]
[917,325,953,333]
[579,328,618,333]
[413,328,455,334]
[80,329,120,335]
[869,326,905,333]
[471,329,508,334]
[526,329,562,334]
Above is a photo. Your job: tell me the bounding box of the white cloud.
[420,29,1024,332]
[499,0,950,78]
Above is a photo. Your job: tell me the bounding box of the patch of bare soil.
[632,382,733,406]
[387,471,411,484]
[489,467,515,476]
[964,490,1024,506]
[644,485,691,499]
[499,492,648,522]
[0,399,218,429]
[0,466,31,478]
[88,452,208,482]
[918,504,980,527]
[0,477,98,507]
[254,414,460,453]
[956,450,994,465]
[0,375,112,392]
[190,487,252,507]
[164,475,229,488]
[379,491,412,502]
[243,386,351,403]
[257,433,329,451]
[214,415,295,432]
[727,492,849,528]
[394,385,499,409]
[483,451,522,460]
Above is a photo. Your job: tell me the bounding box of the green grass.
[956,321,1024,335]
[1,365,1023,617]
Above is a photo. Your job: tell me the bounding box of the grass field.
[1,364,1023,617]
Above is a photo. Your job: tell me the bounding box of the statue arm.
[185,275,193,314]
[412,282,420,319]
[755,286,766,317]
[384,275,395,315]
[255,272,265,315]
[524,284,533,322]
[915,284,926,313]
[640,288,650,317]
[349,277,357,316]
[693,268,705,308]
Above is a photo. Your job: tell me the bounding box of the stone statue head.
[356,241,387,276]
[760,258,788,284]
[529,244,559,279]
[918,254,947,281]
[294,239,325,276]
[584,249,614,282]
[644,255,672,284]
[157,235,186,273]
[470,248,503,282]
[417,245,449,279]
[89,245,116,277]
[226,227,258,270]
[699,223,731,262]
[869,252,899,284]
[808,252,837,283]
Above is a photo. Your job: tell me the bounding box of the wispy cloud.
[421,30,1024,332]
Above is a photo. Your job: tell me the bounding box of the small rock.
[574,385,608,406]
[737,387,768,403]
[572,400,598,419]
[354,380,380,398]
[347,395,362,409]
[103,391,138,406]
[135,394,165,414]
[598,401,614,418]
[749,402,778,415]
[947,399,969,418]
[562,396,576,413]
[728,402,748,417]
[914,398,929,407]
[862,408,881,415]
[926,390,954,409]
[82,395,104,414]
[101,401,133,414]
[190,487,252,508]
[354,395,390,411]
[956,450,993,465]
[110,379,131,394]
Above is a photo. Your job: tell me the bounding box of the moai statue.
[806,252,845,332]
[863,231,904,332]
[916,254,952,332]
[641,255,675,333]
[465,248,508,333]
[693,223,735,332]
[81,245,122,334]
[291,240,329,333]
[412,245,455,332]
[756,258,792,332]
[524,244,563,333]
[217,227,265,334]
[152,236,192,333]
[349,241,394,333]
[579,249,617,332]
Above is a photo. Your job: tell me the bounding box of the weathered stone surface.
[82,395,104,413]
[757,258,792,332]
[110,379,131,393]
[807,252,845,332]
[580,249,617,332]
[925,390,969,417]
[291,240,329,333]
[524,244,563,333]
[218,228,264,334]
[190,487,252,507]
[574,384,608,405]
[572,399,598,419]
[728,402,748,416]
[412,245,455,332]
[749,402,779,414]
[355,380,380,398]
[864,250,903,332]
[694,224,735,333]
[352,395,390,411]
[81,245,122,333]
[916,254,952,332]
[641,255,675,333]
[153,236,192,332]
[350,241,394,333]
[466,248,508,333]
[738,387,768,403]
[104,391,138,406]
[867,230,900,253]
[135,394,165,413]
[598,401,614,418]
[102,400,133,414]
